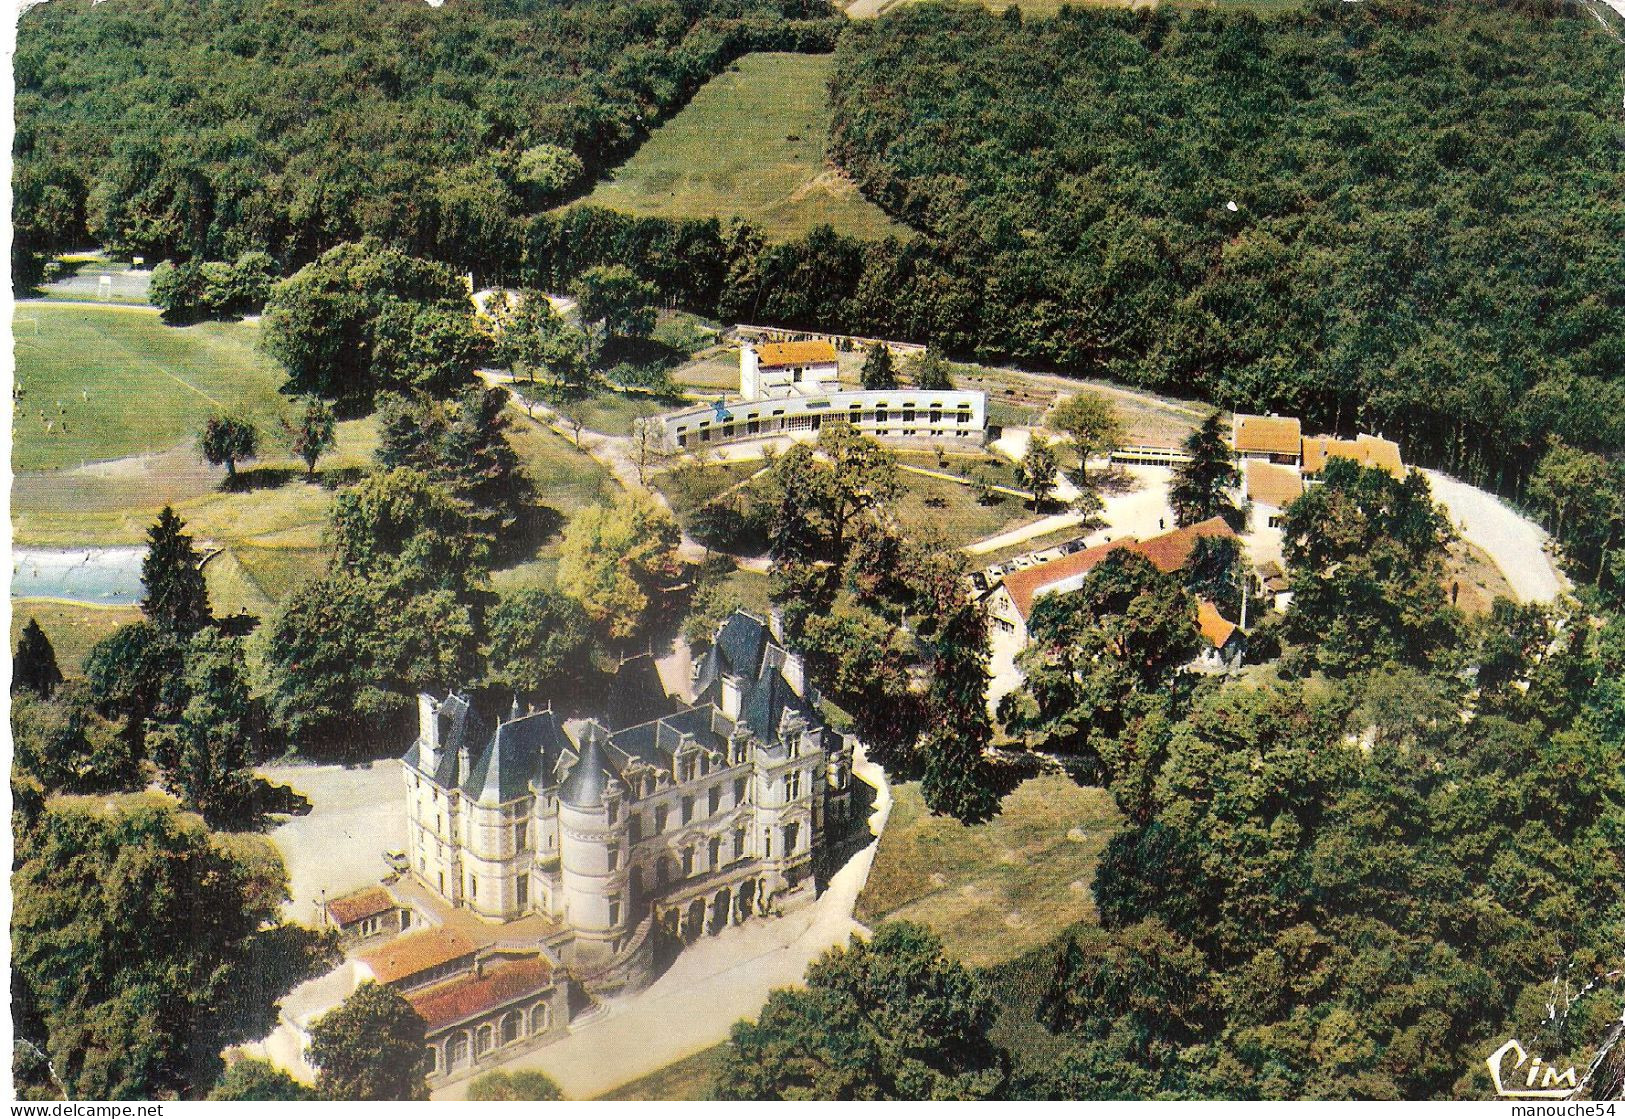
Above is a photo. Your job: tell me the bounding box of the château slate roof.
[604,654,680,731]
[462,708,572,805]
[561,724,612,808]
[408,611,823,805]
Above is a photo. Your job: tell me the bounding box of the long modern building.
[661,340,987,449]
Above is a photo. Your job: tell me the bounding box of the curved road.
[1421,468,1567,605]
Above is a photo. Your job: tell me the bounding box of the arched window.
[475,1024,494,1057]
[530,1002,551,1034]
[425,1044,441,1074]
[501,1010,523,1045]
[449,1032,470,1070]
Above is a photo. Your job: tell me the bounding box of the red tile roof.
[357,928,480,986]
[1244,460,1304,510]
[999,518,1237,621]
[1301,433,1405,477]
[999,538,1135,620]
[1197,600,1239,648]
[758,341,836,368]
[1131,516,1236,574]
[1233,414,1303,456]
[326,886,395,928]
[407,956,555,1034]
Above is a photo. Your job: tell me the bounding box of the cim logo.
[1487,1039,1579,1099]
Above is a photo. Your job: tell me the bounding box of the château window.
[513,823,525,851]
[629,815,643,843]
[734,777,747,805]
[607,801,618,826]
[516,877,529,910]
[682,847,694,877]
[470,876,478,900]
[764,831,773,858]
[682,796,694,825]
[708,836,721,868]
[785,770,802,800]
[734,827,746,861]
[608,847,620,872]
[609,900,621,927]
[708,786,721,816]
[655,805,669,833]
[784,822,800,853]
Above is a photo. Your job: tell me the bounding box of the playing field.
[12,304,289,472]
[570,53,909,242]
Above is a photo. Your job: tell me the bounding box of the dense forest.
[17,0,1625,506]
[12,0,839,279]
[826,0,1625,492]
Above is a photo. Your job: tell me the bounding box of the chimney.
[721,675,743,720]
[740,343,761,402]
[768,605,786,643]
[419,694,441,772]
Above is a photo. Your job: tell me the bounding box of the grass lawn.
[891,468,1042,550]
[670,353,742,393]
[12,304,290,472]
[10,601,144,672]
[488,414,618,593]
[596,1043,727,1101]
[570,53,909,242]
[856,774,1124,968]
[652,461,765,520]
[549,389,681,438]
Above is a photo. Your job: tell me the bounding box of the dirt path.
[1420,469,1567,605]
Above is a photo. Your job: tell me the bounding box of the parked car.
[1012,555,1036,570]
[1060,538,1088,555]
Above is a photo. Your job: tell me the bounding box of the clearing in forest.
[570,53,908,242]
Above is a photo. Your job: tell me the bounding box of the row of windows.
[432,1002,553,1074]
[638,776,750,839]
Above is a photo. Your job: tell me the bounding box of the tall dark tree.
[861,342,897,390]
[308,982,430,1101]
[150,631,259,828]
[375,386,530,536]
[1279,459,1458,674]
[140,506,211,635]
[717,923,1008,1100]
[1170,411,1240,528]
[13,617,63,699]
[999,550,1198,776]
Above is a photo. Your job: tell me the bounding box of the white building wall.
[663,388,987,450]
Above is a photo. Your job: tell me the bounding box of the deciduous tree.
[717,923,1008,1100]
[308,982,429,1101]
[199,414,259,484]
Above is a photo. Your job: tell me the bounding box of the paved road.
[433,749,893,1101]
[1421,468,1567,604]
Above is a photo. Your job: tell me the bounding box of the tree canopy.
[717,922,1008,1100]
[308,982,429,1101]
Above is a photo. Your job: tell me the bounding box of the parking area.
[259,760,408,925]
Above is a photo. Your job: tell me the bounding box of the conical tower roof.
[561,723,612,808]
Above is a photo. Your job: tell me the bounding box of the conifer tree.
[1170,411,1240,528]
[141,506,211,635]
[13,618,63,699]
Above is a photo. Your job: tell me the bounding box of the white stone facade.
[400,611,856,990]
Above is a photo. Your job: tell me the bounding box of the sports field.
[571,53,909,242]
[12,303,289,472]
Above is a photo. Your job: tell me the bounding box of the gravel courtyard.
[259,760,407,925]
